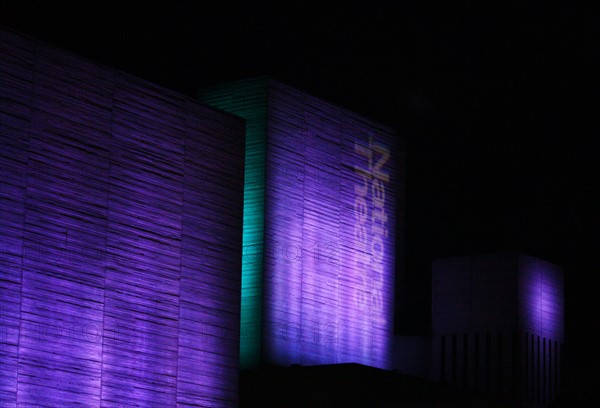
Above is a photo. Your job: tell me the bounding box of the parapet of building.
[432,252,564,406]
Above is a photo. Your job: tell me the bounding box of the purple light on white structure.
[1,28,244,407]
[431,252,564,404]
[262,98,397,369]
[201,79,400,369]
[519,255,565,342]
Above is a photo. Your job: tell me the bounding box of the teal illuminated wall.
[199,78,268,368]
[201,78,397,370]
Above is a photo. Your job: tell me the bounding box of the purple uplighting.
[201,79,399,369]
[431,252,565,404]
[519,255,565,342]
[1,28,244,407]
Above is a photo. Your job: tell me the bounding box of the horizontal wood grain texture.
[202,78,399,370]
[0,28,33,405]
[199,78,268,369]
[1,27,244,407]
[265,80,397,369]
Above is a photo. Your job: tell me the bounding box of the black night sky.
[2,1,598,403]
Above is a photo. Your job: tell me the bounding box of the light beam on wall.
[1,28,245,407]
[200,78,399,369]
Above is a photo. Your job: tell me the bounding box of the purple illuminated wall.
[1,28,244,407]
[431,252,564,405]
[200,79,399,369]
[518,255,564,343]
